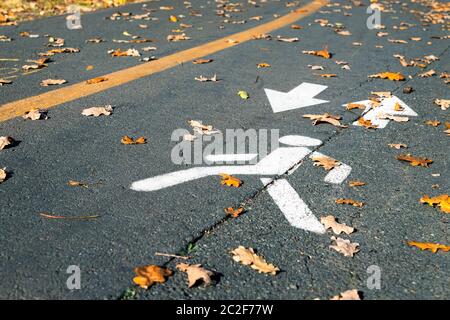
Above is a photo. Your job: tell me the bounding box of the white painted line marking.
[265,82,329,113]
[310,152,352,184]
[279,135,323,147]
[204,154,258,163]
[261,178,326,234]
[345,95,418,129]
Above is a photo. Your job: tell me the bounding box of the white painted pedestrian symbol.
[264,83,328,113]
[131,135,352,234]
[345,95,418,129]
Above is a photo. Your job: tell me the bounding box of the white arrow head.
[345,95,418,129]
[265,82,329,113]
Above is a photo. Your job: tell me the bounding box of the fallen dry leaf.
[434,99,449,111]
[121,136,147,145]
[335,198,364,207]
[302,47,331,59]
[68,180,88,188]
[81,105,113,117]
[349,180,365,187]
[330,237,360,257]
[176,263,214,288]
[23,108,47,120]
[0,79,12,86]
[192,59,213,64]
[133,265,173,289]
[238,90,249,100]
[167,33,191,42]
[40,79,67,87]
[0,168,7,183]
[418,69,436,78]
[219,173,242,187]
[330,289,361,300]
[420,194,450,213]
[311,155,341,170]
[188,120,219,136]
[320,215,354,235]
[357,117,378,129]
[86,77,108,84]
[303,113,347,128]
[0,136,13,150]
[276,36,299,42]
[257,62,271,68]
[408,241,450,253]
[397,154,433,167]
[377,113,409,123]
[110,48,140,57]
[316,73,337,78]
[225,207,244,218]
[231,246,279,275]
[195,74,218,82]
[345,103,366,110]
[424,120,441,127]
[388,143,407,149]
[368,72,405,81]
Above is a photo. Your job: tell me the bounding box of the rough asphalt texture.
[0,0,448,299]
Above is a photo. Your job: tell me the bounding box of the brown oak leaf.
[0,136,13,150]
[397,154,432,167]
[335,198,364,207]
[231,246,279,275]
[133,265,173,289]
[330,236,360,257]
[303,113,347,127]
[330,289,361,300]
[81,105,113,117]
[320,215,355,235]
[176,263,214,288]
[311,155,341,170]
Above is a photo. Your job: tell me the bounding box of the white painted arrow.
[345,95,418,129]
[264,82,329,113]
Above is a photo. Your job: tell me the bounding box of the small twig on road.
[155,252,190,260]
[39,212,100,220]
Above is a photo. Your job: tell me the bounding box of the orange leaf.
[86,77,108,84]
[224,207,244,218]
[121,136,147,145]
[302,47,331,59]
[133,265,173,289]
[357,117,378,129]
[368,72,405,81]
[408,241,450,253]
[335,198,364,207]
[420,194,450,213]
[349,181,365,187]
[397,154,432,167]
[219,173,242,187]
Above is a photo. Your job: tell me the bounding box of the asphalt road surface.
[0,0,449,299]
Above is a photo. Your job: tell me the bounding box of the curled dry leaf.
[121,136,147,145]
[434,99,449,111]
[303,113,347,128]
[167,33,191,41]
[397,154,433,167]
[330,289,361,300]
[320,215,354,235]
[82,105,113,117]
[0,136,13,150]
[0,79,12,86]
[302,47,331,59]
[316,73,337,78]
[388,143,407,149]
[308,65,324,70]
[408,241,450,253]
[23,108,47,120]
[335,198,364,207]
[225,207,244,218]
[276,36,299,42]
[68,180,88,188]
[311,155,341,170]
[219,173,242,187]
[86,77,108,84]
[345,103,365,110]
[231,246,279,275]
[40,79,67,87]
[176,263,214,288]
[377,113,409,123]
[257,62,271,68]
[238,90,249,100]
[368,72,405,81]
[420,194,450,213]
[349,180,365,187]
[192,59,213,64]
[110,48,140,57]
[133,265,173,289]
[418,69,436,78]
[188,120,219,135]
[0,167,7,183]
[330,237,360,257]
[195,74,218,82]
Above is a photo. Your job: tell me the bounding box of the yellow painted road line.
[0,0,329,123]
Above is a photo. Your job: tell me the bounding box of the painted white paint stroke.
[279,135,323,147]
[261,178,326,234]
[204,154,258,163]
[131,147,313,191]
[265,82,329,113]
[345,95,418,129]
[310,152,352,184]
